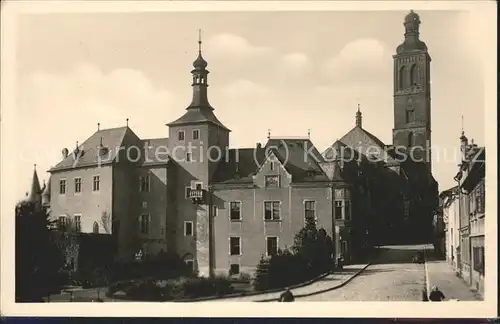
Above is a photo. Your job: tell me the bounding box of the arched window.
[410,64,418,86]
[399,66,406,89]
[408,132,415,147]
[93,221,99,234]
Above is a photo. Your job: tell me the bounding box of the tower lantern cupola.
[188,30,212,110]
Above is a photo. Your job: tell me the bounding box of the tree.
[15,201,64,302]
[292,216,334,277]
[252,254,270,291]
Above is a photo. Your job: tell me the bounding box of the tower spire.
[355,104,362,128]
[188,30,212,110]
[198,29,202,53]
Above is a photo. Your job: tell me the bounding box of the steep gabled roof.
[49,126,140,172]
[212,138,330,184]
[167,108,230,131]
[27,167,42,203]
[335,126,397,164]
[141,138,169,166]
[211,147,266,184]
[265,138,328,182]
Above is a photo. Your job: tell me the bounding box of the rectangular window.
[265,175,280,188]
[178,130,185,141]
[139,214,150,234]
[270,161,274,171]
[345,201,351,220]
[266,236,278,257]
[229,264,240,275]
[186,152,192,162]
[185,187,191,198]
[58,216,67,231]
[230,202,241,221]
[264,201,280,221]
[229,237,241,256]
[192,129,200,140]
[59,179,66,195]
[212,205,218,217]
[335,201,343,220]
[74,215,81,233]
[139,175,150,192]
[304,200,316,222]
[195,182,203,190]
[184,221,193,236]
[92,175,100,191]
[74,178,82,193]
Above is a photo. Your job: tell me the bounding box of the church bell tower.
[392,10,432,173]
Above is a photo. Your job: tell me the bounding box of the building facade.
[454,132,485,296]
[32,11,438,277]
[441,186,460,270]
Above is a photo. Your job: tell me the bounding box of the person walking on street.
[279,287,295,302]
[428,286,446,301]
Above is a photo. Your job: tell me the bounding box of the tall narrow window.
[344,201,351,220]
[74,178,82,193]
[184,221,193,236]
[139,175,150,192]
[266,236,278,257]
[229,237,241,255]
[178,130,185,141]
[192,129,200,140]
[139,214,150,234]
[230,202,241,221]
[58,216,67,231]
[410,64,418,86]
[399,65,406,89]
[405,109,415,123]
[334,201,343,220]
[93,221,99,234]
[304,200,316,222]
[408,132,415,147]
[74,215,81,233]
[59,179,66,195]
[264,201,280,221]
[186,152,192,162]
[270,161,274,171]
[93,175,100,191]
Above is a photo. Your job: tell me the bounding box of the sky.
[7,6,490,200]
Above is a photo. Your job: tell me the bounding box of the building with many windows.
[31,10,438,277]
[453,131,485,296]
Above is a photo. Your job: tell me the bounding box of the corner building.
[42,11,438,277]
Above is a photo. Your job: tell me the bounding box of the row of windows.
[177,129,200,141]
[59,176,100,194]
[57,215,99,233]
[225,200,351,221]
[228,236,278,257]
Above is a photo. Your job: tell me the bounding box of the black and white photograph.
[1,0,496,319]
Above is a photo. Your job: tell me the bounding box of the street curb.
[256,262,372,302]
[174,269,333,302]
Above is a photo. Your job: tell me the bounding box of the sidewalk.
[425,255,482,301]
[206,263,369,302]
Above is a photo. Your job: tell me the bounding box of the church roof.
[26,167,42,203]
[49,126,139,172]
[335,126,397,164]
[167,108,230,131]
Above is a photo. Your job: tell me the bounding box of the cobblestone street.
[298,245,427,301]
